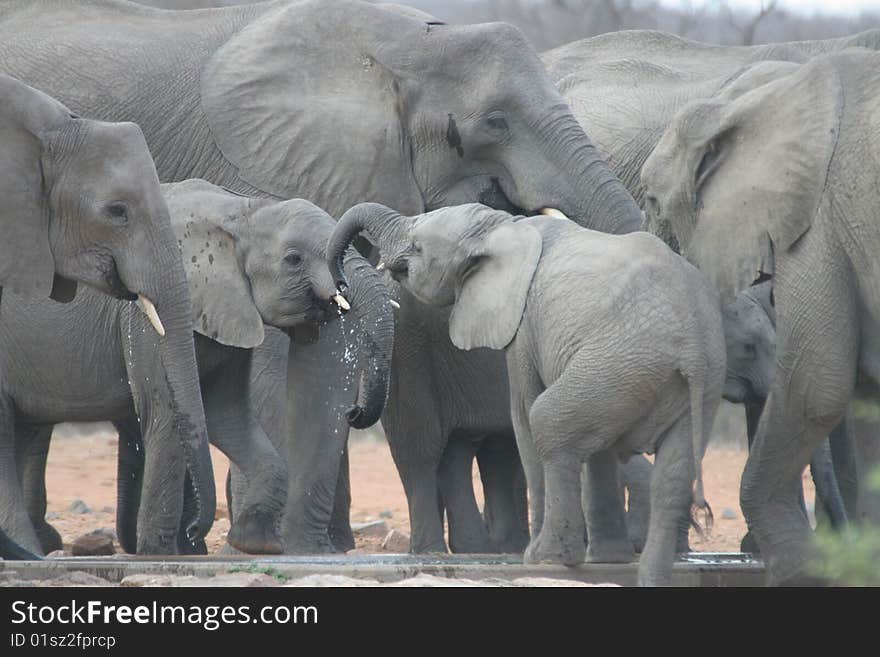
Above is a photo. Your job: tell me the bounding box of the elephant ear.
[163,180,266,349]
[651,56,842,301]
[200,2,424,215]
[0,76,68,299]
[449,222,542,351]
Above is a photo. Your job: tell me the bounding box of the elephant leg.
[741,263,857,586]
[16,424,62,554]
[382,353,448,554]
[115,416,144,555]
[810,438,848,528]
[328,444,355,553]
[582,449,635,563]
[740,400,765,554]
[203,362,286,555]
[522,379,593,567]
[638,415,694,586]
[619,454,652,554]
[438,431,491,553]
[0,392,41,554]
[282,324,354,554]
[476,432,530,553]
[507,359,545,541]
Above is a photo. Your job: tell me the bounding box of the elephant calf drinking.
[7,180,393,555]
[327,202,726,585]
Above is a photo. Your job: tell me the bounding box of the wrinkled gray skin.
[541,28,878,566]
[542,28,880,206]
[327,203,725,585]
[0,0,642,553]
[642,50,880,584]
[625,282,852,554]
[0,75,215,557]
[10,180,392,555]
[723,282,849,548]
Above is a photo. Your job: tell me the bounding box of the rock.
[389,574,494,587]
[379,509,393,519]
[122,572,281,587]
[46,512,60,520]
[42,572,113,587]
[351,520,388,537]
[380,529,410,552]
[67,499,91,514]
[46,550,68,558]
[721,508,737,520]
[511,577,618,587]
[71,530,115,556]
[285,574,379,587]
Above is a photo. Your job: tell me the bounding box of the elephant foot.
[282,531,338,555]
[328,524,355,553]
[524,528,586,566]
[740,531,760,555]
[227,508,283,555]
[409,542,449,555]
[585,537,636,564]
[35,521,63,555]
[489,531,530,555]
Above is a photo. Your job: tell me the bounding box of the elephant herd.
[0,0,877,585]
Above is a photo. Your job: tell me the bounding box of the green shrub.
[809,465,880,586]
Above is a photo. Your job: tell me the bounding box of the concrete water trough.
[0,552,766,587]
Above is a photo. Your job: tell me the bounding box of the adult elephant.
[541,28,880,205]
[0,74,215,557]
[0,0,642,553]
[641,49,880,584]
[10,179,392,555]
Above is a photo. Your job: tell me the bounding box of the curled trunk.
[338,252,394,429]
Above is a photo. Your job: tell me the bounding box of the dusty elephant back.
[0,0,268,189]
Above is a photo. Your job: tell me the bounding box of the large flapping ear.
[654,55,842,301]
[449,221,542,351]
[163,180,267,349]
[0,75,69,299]
[200,1,425,216]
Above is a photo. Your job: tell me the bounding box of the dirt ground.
[40,424,816,555]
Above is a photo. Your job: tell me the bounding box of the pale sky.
[662,0,880,17]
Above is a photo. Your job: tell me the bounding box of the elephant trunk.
[326,203,404,429]
[339,253,395,429]
[528,107,642,235]
[123,232,216,547]
[327,203,407,292]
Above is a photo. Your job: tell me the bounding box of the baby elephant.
[328,203,726,585]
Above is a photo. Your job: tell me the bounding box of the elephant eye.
[284,251,303,266]
[104,202,128,223]
[487,114,508,131]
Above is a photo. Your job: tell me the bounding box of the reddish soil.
[41,426,816,555]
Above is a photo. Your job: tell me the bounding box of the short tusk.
[540,207,569,220]
[333,294,351,311]
[389,299,400,309]
[137,295,166,337]
[376,262,385,271]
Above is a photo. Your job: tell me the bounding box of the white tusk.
[333,294,351,311]
[389,299,400,309]
[137,295,166,337]
[539,207,569,220]
[376,262,385,271]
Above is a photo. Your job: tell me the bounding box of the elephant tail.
[685,368,714,537]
